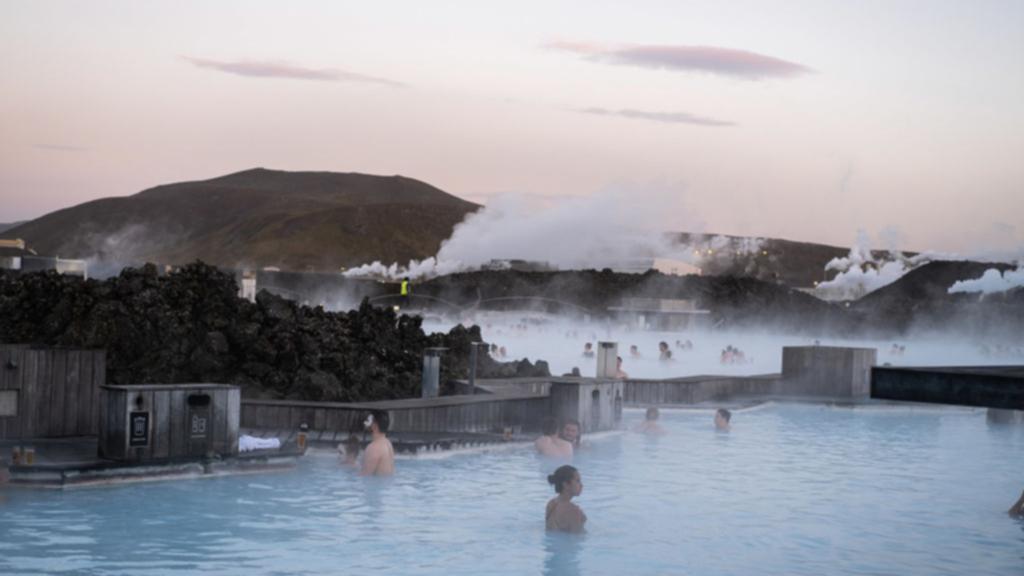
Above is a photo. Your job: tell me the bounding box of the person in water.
[658,341,672,361]
[616,356,629,379]
[546,465,586,533]
[714,408,732,431]
[634,407,666,435]
[360,410,395,476]
[560,418,582,450]
[582,342,595,358]
[338,434,361,467]
[536,417,574,458]
[1009,489,1024,517]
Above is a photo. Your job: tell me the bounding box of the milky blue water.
[1,404,1022,575]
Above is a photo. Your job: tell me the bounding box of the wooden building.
[99,384,240,462]
[549,378,625,433]
[0,345,106,440]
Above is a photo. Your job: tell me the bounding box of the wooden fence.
[0,345,106,440]
[241,392,551,435]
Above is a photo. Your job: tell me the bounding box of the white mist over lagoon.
[420,311,1023,380]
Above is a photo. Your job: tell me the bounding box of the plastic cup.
[23,447,35,465]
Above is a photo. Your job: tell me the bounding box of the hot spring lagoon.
[2,404,1021,575]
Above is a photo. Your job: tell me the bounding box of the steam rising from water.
[814,230,946,301]
[948,265,1024,294]
[344,186,765,280]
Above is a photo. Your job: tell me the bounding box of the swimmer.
[1009,489,1024,517]
[714,408,732,431]
[582,342,595,358]
[658,341,672,361]
[360,410,395,476]
[536,417,574,458]
[560,418,582,450]
[546,465,586,533]
[634,407,666,435]
[629,345,641,359]
[616,356,629,379]
[337,434,361,467]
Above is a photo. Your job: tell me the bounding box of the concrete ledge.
[871,365,1024,410]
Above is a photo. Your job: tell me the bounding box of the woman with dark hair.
[546,465,586,533]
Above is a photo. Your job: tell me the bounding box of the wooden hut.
[99,384,240,461]
[0,345,106,440]
[549,378,624,433]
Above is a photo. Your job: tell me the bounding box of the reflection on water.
[543,532,583,576]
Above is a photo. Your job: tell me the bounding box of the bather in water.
[546,465,586,533]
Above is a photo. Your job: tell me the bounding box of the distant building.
[0,239,33,271]
[607,298,712,331]
[239,270,257,303]
[0,238,87,278]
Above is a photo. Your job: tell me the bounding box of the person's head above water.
[548,464,582,495]
[715,408,731,429]
[645,407,659,421]
[364,409,390,434]
[561,419,581,445]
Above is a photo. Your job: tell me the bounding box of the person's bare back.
[535,435,574,458]
[546,498,586,533]
[361,436,394,476]
[359,410,395,476]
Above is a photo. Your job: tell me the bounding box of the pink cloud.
[182,56,404,86]
[546,41,812,80]
[580,107,734,127]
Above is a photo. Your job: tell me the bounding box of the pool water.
[1,404,1022,575]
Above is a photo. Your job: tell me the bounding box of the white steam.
[948,265,1024,294]
[814,230,944,301]
[345,185,732,280]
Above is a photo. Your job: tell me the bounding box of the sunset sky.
[2,0,1022,255]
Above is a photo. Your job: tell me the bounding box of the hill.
[850,260,1022,335]
[5,168,479,272]
[0,221,26,234]
[678,232,912,288]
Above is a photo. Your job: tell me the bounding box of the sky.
[1,0,1022,255]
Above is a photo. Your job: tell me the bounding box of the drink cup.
[23,447,35,465]
[11,446,22,466]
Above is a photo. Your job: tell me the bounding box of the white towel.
[239,434,281,452]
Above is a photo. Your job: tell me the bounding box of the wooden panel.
[168,389,188,458]
[19,349,38,438]
[34,349,53,436]
[48,349,68,438]
[98,388,110,457]
[211,388,227,455]
[110,391,128,458]
[89,352,106,435]
[75,351,95,436]
[226,388,240,455]
[63,351,81,437]
[152,389,171,459]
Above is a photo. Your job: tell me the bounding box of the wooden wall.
[241,393,551,435]
[623,375,779,406]
[0,345,106,440]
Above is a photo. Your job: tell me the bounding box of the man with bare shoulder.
[535,417,574,458]
[634,407,666,435]
[360,410,395,476]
